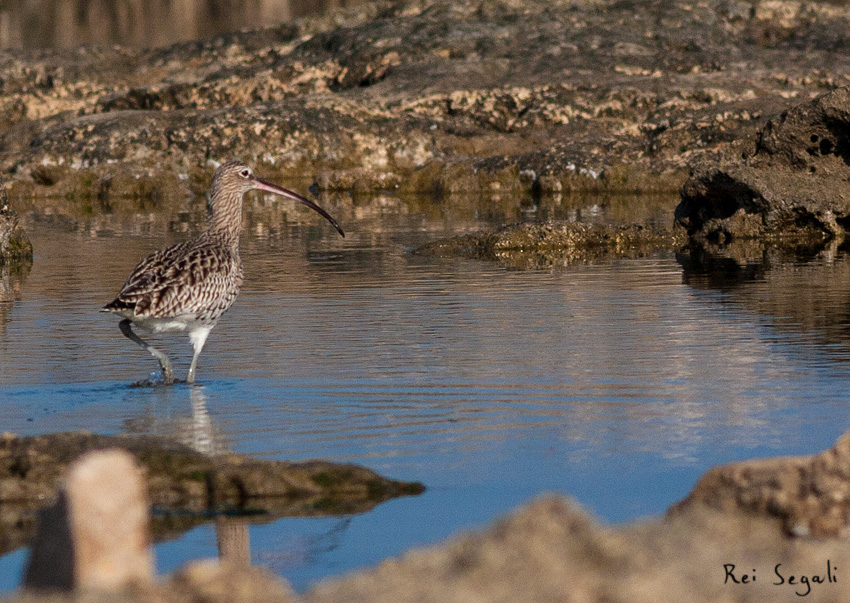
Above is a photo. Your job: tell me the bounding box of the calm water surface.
[1,197,850,591]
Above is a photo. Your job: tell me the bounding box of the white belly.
[131,315,209,334]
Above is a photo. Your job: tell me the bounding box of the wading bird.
[103,160,344,385]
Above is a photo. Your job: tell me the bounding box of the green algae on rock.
[414,220,688,268]
[0,431,423,507]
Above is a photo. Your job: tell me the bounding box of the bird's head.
[209,160,345,237]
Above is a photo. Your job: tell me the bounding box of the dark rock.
[677,86,850,242]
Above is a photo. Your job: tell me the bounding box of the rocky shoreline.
[3,0,850,205]
[2,0,850,262]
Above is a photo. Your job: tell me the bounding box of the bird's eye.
[240,169,251,178]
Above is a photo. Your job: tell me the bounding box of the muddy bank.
[8,432,850,602]
[3,0,850,202]
[0,431,424,558]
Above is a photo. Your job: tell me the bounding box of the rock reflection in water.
[0,260,30,337]
[0,0,360,50]
[126,388,355,570]
[137,387,251,565]
[678,239,850,349]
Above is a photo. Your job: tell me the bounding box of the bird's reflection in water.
[183,387,226,457]
[184,388,251,566]
[123,387,251,565]
[125,387,353,570]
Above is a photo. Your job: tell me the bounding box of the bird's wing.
[104,240,234,319]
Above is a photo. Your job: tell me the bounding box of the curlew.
[103,160,344,385]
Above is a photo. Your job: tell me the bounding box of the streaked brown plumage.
[103,160,345,385]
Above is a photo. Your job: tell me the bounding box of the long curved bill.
[254,177,345,238]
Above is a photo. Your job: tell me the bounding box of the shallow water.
[1,196,849,592]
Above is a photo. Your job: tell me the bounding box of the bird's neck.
[207,190,244,246]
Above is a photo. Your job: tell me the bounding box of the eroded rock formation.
[4,0,850,202]
[678,86,850,243]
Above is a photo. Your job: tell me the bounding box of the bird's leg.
[187,326,213,385]
[119,319,175,385]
